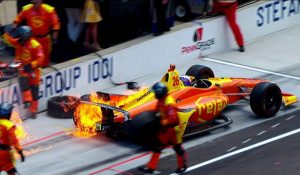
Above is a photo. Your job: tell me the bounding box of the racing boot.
[175,166,187,174]
[239,45,245,52]
[138,166,155,174]
[175,153,187,174]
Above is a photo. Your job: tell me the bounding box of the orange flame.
[10,110,28,140]
[73,93,107,137]
[61,96,80,113]
[73,86,150,138]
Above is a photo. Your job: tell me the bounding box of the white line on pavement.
[227,146,237,152]
[203,58,300,81]
[242,139,251,144]
[286,115,295,120]
[169,128,300,175]
[271,123,280,128]
[257,131,266,136]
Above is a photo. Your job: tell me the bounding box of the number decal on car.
[173,75,180,87]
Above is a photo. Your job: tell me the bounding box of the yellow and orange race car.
[70,64,298,139]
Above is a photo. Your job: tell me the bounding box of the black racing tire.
[250,82,282,118]
[186,65,214,81]
[47,96,80,119]
[127,111,160,143]
[174,0,191,22]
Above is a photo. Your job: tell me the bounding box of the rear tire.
[250,82,282,118]
[127,111,160,144]
[186,65,214,80]
[47,96,80,119]
[186,65,214,87]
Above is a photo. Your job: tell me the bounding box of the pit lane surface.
[16,23,300,175]
[126,110,300,175]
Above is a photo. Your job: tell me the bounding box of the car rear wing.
[80,100,130,121]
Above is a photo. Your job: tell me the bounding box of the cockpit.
[180,75,212,88]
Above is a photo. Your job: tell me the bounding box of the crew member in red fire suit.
[3,26,44,119]
[139,82,187,174]
[211,0,245,52]
[0,103,25,175]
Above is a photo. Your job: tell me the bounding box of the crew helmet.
[180,75,192,86]
[151,82,168,99]
[0,103,13,119]
[15,26,32,43]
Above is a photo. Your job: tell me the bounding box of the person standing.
[82,0,102,51]
[153,0,170,36]
[211,0,245,52]
[3,26,44,119]
[0,103,25,175]
[12,0,60,67]
[63,0,85,44]
[139,82,187,174]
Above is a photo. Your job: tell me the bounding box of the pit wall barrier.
[0,1,17,26]
[0,0,299,119]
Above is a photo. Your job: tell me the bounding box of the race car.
[62,64,298,139]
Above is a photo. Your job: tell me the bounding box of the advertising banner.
[239,0,300,42]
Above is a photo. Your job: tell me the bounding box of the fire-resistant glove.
[18,150,25,162]
[23,64,33,73]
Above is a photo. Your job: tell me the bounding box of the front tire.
[250,82,282,118]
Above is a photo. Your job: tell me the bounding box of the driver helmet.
[15,26,32,44]
[180,75,192,86]
[151,82,168,99]
[0,103,13,119]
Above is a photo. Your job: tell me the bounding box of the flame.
[10,110,28,140]
[73,93,106,137]
[61,96,80,113]
[72,85,151,137]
